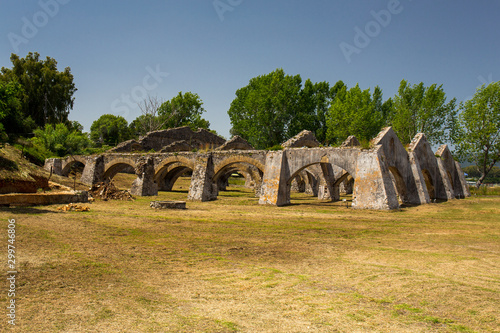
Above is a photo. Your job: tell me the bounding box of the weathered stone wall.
[138,127,225,151]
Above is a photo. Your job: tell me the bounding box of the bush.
[267,144,283,151]
[31,123,91,157]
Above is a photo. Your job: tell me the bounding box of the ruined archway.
[212,160,264,198]
[104,159,137,181]
[154,156,195,192]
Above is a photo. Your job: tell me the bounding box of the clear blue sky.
[1,0,499,138]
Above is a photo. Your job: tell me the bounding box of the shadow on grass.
[0,206,54,214]
[0,155,19,171]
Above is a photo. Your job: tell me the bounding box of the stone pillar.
[409,152,431,204]
[351,147,399,210]
[259,151,290,206]
[436,158,454,200]
[44,158,62,175]
[80,155,105,186]
[455,161,470,198]
[318,163,337,201]
[131,156,158,196]
[187,153,217,201]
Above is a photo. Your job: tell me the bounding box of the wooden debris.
[89,181,134,201]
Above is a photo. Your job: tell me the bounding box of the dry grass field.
[1,174,499,332]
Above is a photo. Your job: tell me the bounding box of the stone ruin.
[110,126,226,153]
[44,127,470,210]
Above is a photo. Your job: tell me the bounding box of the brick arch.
[104,158,137,180]
[61,156,87,176]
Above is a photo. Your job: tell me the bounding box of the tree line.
[0,54,498,188]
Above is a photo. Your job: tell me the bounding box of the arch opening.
[103,162,137,190]
[286,162,353,206]
[62,161,85,177]
[421,169,435,199]
[212,161,264,199]
[388,166,408,206]
[154,162,194,193]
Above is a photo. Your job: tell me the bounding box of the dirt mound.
[0,145,49,193]
[89,181,134,201]
[0,144,89,194]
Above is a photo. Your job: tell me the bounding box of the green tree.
[453,82,500,188]
[389,80,457,145]
[326,84,385,145]
[228,69,309,149]
[90,114,131,147]
[0,80,28,142]
[289,79,345,144]
[31,123,91,157]
[0,52,76,128]
[158,92,210,131]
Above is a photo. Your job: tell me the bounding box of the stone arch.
[212,160,264,197]
[287,159,351,203]
[213,155,265,176]
[103,158,137,181]
[155,155,195,174]
[61,156,87,176]
[154,156,195,191]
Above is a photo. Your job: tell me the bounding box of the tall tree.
[0,52,76,128]
[453,82,500,188]
[326,84,385,145]
[158,92,210,131]
[389,80,457,145]
[228,69,306,149]
[90,114,132,147]
[0,80,28,142]
[290,79,345,144]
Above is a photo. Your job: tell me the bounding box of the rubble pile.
[89,181,134,201]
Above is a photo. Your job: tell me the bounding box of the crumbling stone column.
[409,151,431,204]
[455,161,470,198]
[44,158,62,175]
[351,147,399,210]
[259,151,290,206]
[80,155,105,186]
[435,158,454,200]
[318,163,337,201]
[131,156,158,196]
[187,153,217,201]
